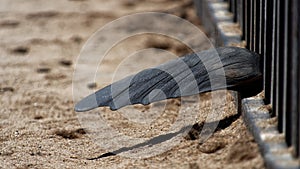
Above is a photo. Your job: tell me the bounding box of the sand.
[0,0,265,168]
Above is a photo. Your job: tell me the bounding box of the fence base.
[193,0,300,168]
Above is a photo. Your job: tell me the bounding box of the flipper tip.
[74,93,99,112]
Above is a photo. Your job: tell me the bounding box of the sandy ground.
[0,0,265,168]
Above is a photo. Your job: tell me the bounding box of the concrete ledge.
[194,0,241,46]
[242,97,299,169]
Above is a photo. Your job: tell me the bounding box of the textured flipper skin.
[75,47,262,112]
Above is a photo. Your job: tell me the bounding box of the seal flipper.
[75,47,262,112]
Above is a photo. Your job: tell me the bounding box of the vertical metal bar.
[290,0,300,157]
[254,0,260,53]
[276,0,285,133]
[297,0,300,156]
[241,0,245,40]
[250,0,254,50]
[259,0,265,55]
[271,0,278,118]
[229,0,232,13]
[236,0,241,26]
[263,0,274,105]
[236,0,240,24]
[281,0,289,137]
[233,0,237,22]
[285,0,293,147]
[245,0,250,49]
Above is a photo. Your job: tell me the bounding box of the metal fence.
[228,0,299,158]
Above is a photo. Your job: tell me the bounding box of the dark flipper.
[75,47,262,112]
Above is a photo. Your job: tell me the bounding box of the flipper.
[75,47,262,112]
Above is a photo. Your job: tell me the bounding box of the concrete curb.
[194,0,242,46]
[242,98,299,169]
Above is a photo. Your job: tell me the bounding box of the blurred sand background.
[0,0,265,168]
